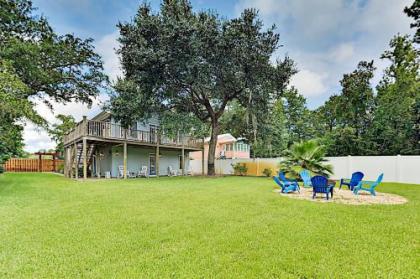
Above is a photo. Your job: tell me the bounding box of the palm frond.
[280,140,333,178]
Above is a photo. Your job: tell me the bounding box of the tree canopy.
[371,35,420,154]
[405,0,420,43]
[315,61,376,155]
[0,0,107,161]
[1,0,107,107]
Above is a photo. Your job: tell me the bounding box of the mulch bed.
[274,186,407,205]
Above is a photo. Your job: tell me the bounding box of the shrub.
[56,163,64,173]
[280,140,333,177]
[262,168,272,177]
[231,163,248,176]
[0,165,4,174]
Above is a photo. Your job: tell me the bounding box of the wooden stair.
[71,142,96,178]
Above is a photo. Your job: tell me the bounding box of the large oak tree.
[110,0,295,175]
[0,0,107,159]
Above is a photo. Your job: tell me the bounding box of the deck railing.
[64,120,203,149]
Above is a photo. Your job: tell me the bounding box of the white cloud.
[330,43,355,62]
[235,0,414,104]
[23,124,56,152]
[291,69,328,97]
[95,31,122,82]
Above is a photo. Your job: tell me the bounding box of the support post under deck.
[181,146,185,176]
[123,141,127,179]
[201,138,205,176]
[83,137,87,179]
[74,142,78,179]
[63,147,68,177]
[156,134,160,177]
[69,145,73,178]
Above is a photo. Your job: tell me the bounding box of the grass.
[0,173,419,278]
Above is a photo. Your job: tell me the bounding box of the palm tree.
[280,140,333,177]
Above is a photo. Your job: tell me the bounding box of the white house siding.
[136,115,160,130]
[107,115,160,140]
[97,145,112,175]
[157,149,189,176]
[110,115,160,131]
[96,145,189,177]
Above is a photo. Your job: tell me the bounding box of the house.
[190,133,250,161]
[63,111,204,178]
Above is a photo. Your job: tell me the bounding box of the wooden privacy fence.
[4,158,64,172]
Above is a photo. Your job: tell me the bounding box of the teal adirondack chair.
[300,169,312,188]
[353,173,384,196]
[273,176,300,194]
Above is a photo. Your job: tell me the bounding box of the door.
[92,156,97,176]
[149,154,156,176]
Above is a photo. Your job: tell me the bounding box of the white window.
[235,142,248,151]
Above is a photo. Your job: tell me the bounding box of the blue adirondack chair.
[278,172,298,186]
[311,175,334,200]
[339,171,364,191]
[273,176,300,193]
[353,173,384,196]
[300,169,312,188]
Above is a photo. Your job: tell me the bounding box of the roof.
[91,111,111,121]
[204,133,237,144]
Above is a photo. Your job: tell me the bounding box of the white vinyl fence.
[189,155,420,184]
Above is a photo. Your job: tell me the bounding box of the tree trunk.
[207,121,219,176]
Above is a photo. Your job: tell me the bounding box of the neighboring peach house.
[190,133,250,160]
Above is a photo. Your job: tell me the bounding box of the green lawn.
[0,173,419,278]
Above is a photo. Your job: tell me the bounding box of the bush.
[231,163,248,176]
[0,165,4,174]
[56,163,64,173]
[262,168,272,177]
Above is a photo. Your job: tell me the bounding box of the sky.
[24,0,414,152]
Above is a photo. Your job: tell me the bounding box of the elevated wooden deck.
[63,118,203,151]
